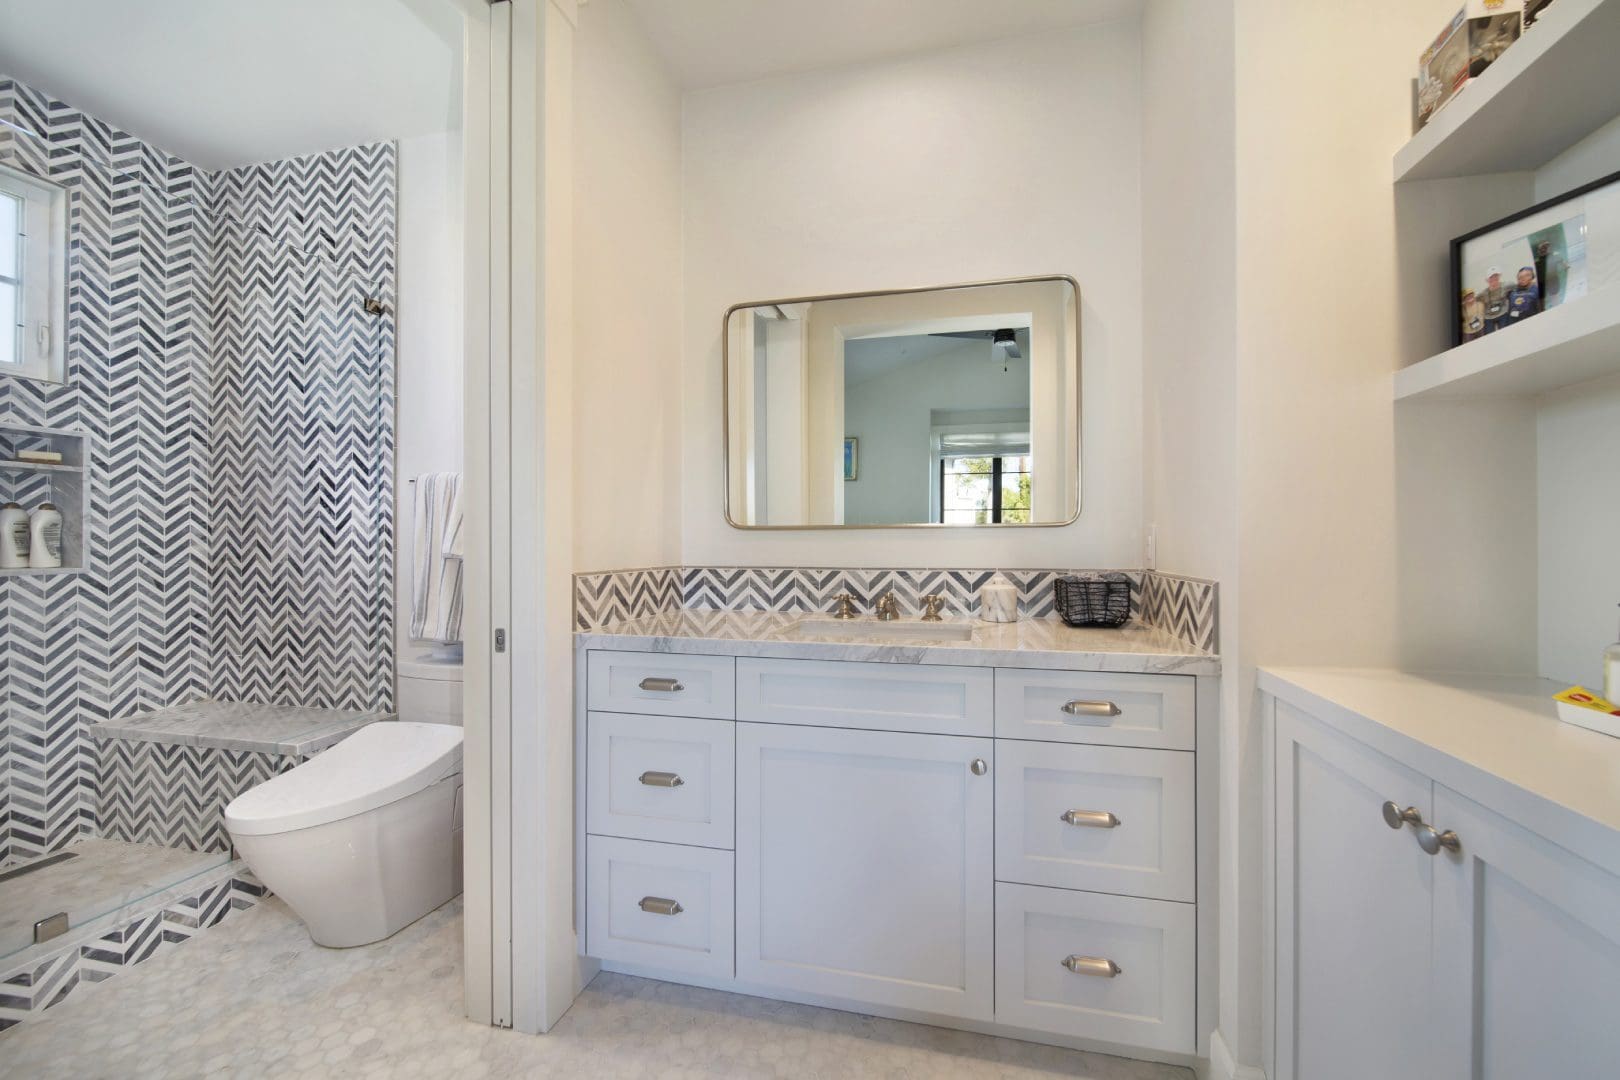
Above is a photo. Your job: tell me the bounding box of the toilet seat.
[225,721,463,837]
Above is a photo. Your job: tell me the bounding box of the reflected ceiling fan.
[929,327,1022,359]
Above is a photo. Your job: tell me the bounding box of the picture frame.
[843,437,858,481]
[1450,167,1620,348]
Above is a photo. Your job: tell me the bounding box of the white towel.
[410,472,463,643]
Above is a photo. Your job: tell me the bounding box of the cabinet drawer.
[586,836,734,979]
[995,669,1195,750]
[587,712,735,849]
[995,882,1195,1053]
[996,741,1195,901]
[736,657,993,737]
[587,650,735,719]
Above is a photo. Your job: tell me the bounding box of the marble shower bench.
[90,702,388,852]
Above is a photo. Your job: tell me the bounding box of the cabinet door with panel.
[1428,784,1620,1079]
[1273,702,1436,1080]
[735,722,995,1021]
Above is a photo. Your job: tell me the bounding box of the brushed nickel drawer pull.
[638,677,685,693]
[1061,699,1122,722]
[1381,801,1423,831]
[1061,809,1121,829]
[1062,955,1122,978]
[638,896,684,916]
[638,771,684,788]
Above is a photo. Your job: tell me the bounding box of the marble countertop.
[574,609,1219,675]
[90,700,388,756]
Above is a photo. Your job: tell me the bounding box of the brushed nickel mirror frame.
[722,274,1082,531]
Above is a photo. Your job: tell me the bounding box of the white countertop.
[575,609,1219,676]
[1260,667,1620,873]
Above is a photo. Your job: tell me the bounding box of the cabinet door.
[1430,784,1620,1080]
[1273,702,1435,1080]
[735,722,994,1020]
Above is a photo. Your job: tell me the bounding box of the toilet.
[224,656,465,948]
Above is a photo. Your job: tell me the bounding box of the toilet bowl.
[224,721,464,947]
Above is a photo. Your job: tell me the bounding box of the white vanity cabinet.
[1266,674,1620,1080]
[579,646,1211,1065]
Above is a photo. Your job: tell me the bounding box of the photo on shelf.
[1451,168,1620,347]
[1417,3,1521,130]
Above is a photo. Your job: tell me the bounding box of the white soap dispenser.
[978,572,1018,623]
[28,502,62,569]
[0,502,29,568]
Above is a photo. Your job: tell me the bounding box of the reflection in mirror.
[725,276,1079,528]
[0,161,68,383]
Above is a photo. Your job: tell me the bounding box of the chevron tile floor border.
[0,862,266,1031]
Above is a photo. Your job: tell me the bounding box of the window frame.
[0,162,69,384]
[939,453,1032,525]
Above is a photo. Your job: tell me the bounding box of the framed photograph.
[843,437,858,481]
[1451,168,1620,347]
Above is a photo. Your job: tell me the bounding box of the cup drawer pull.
[1060,699,1122,721]
[1062,954,1122,978]
[1061,809,1121,829]
[638,896,684,916]
[638,771,684,788]
[638,677,685,693]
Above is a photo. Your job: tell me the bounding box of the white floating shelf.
[1395,0,1620,183]
[1394,285,1620,400]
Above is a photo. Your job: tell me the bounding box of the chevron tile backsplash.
[575,565,1218,652]
[0,77,396,864]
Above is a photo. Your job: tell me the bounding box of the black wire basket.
[1053,573,1132,628]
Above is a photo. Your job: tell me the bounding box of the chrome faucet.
[874,592,900,621]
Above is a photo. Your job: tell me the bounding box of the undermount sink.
[792,617,977,642]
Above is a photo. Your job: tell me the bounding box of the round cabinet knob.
[970,758,988,776]
[1381,801,1422,830]
[1415,825,1462,856]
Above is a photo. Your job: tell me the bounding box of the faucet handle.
[875,591,900,620]
[921,595,946,622]
[832,593,857,620]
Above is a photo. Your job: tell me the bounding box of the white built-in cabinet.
[1271,698,1620,1080]
[579,649,1210,1063]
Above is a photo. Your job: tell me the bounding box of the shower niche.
[0,421,88,576]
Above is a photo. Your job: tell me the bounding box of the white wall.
[572,0,683,572]
[1535,116,1620,688]
[681,20,1143,567]
[843,343,1031,525]
[395,129,464,661]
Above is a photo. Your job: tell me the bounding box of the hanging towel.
[411,472,463,643]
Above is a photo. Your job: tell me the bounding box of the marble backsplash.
[575,566,1217,653]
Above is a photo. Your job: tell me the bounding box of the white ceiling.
[0,0,459,171]
[622,0,1146,89]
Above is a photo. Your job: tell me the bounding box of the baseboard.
[1207,1029,1268,1080]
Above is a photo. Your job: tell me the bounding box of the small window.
[941,454,1032,525]
[0,163,68,383]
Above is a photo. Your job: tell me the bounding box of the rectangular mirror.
[724,275,1079,528]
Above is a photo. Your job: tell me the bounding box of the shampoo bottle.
[0,502,28,568]
[1605,603,1620,704]
[28,503,62,569]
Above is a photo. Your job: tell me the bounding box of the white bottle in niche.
[978,572,1019,623]
[0,502,29,568]
[28,503,62,569]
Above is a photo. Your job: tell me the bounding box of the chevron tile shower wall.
[0,76,396,865]
[208,142,396,713]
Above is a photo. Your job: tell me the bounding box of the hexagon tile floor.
[0,896,1193,1079]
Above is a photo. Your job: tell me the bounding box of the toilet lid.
[224,721,463,836]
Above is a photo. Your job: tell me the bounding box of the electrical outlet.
[1145,524,1158,570]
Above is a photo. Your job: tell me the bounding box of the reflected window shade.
[939,430,1031,457]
